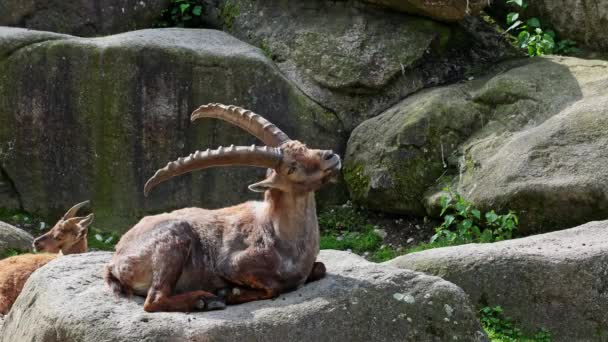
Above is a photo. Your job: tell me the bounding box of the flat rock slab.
[0,221,33,255]
[1,250,487,341]
[388,220,608,341]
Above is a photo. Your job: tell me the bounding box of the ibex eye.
[287,167,296,175]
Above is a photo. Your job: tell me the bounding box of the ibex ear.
[75,214,93,238]
[78,214,94,228]
[248,172,281,192]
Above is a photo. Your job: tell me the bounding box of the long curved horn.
[62,200,90,220]
[144,145,282,196]
[191,104,291,147]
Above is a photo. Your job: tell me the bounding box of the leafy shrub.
[505,0,578,56]
[480,306,551,342]
[430,188,518,246]
[156,0,206,28]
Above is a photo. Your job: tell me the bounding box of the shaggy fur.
[106,140,341,312]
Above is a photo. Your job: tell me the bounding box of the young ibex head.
[33,200,93,254]
[144,104,341,196]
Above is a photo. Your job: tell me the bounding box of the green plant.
[156,0,206,28]
[87,227,120,251]
[219,1,239,29]
[430,188,518,246]
[505,0,578,56]
[317,204,400,262]
[0,248,25,259]
[480,306,551,342]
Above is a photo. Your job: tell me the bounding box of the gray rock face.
[345,56,608,233]
[364,0,487,22]
[388,219,608,342]
[202,0,517,131]
[488,0,608,52]
[1,250,487,341]
[0,0,170,37]
[0,27,344,232]
[0,221,33,256]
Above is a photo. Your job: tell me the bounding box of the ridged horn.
[144,145,282,196]
[62,200,90,220]
[191,103,290,147]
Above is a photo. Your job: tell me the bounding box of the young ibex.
[105,103,341,312]
[0,201,93,315]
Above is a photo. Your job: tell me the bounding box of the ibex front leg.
[221,251,283,305]
[142,222,224,312]
[306,261,326,283]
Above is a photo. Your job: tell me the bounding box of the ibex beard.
[104,103,341,312]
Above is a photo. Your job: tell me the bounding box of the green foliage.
[480,306,551,342]
[319,230,381,254]
[319,204,381,252]
[87,227,120,251]
[318,204,400,262]
[404,239,452,254]
[370,245,398,262]
[219,1,240,29]
[430,188,519,246]
[156,0,206,28]
[0,248,25,259]
[505,0,579,56]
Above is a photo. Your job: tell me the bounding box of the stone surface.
[345,56,608,233]
[0,221,33,255]
[488,0,608,52]
[1,250,487,341]
[365,0,487,22]
[201,0,517,131]
[388,219,608,342]
[0,0,170,37]
[0,27,344,232]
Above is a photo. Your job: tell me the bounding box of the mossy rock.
[0,0,170,37]
[0,27,344,232]
[345,56,608,233]
[363,0,487,22]
[200,0,518,131]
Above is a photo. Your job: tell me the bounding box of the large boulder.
[1,250,487,341]
[387,219,608,342]
[0,27,344,232]
[364,0,487,22]
[345,56,608,233]
[200,0,517,131]
[0,221,33,256]
[488,0,608,52]
[0,0,170,37]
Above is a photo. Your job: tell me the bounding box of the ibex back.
[105,104,341,312]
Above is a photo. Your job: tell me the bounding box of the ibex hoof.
[195,297,226,311]
[206,298,227,310]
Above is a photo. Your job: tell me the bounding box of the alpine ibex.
[0,201,93,315]
[104,104,341,312]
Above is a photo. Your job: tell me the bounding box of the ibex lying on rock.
[0,201,93,315]
[105,104,341,312]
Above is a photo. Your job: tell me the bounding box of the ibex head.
[144,104,341,196]
[33,200,93,254]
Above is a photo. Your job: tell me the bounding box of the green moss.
[219,1,240,29]
[69,44,140,231]
[343,164,369,200]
